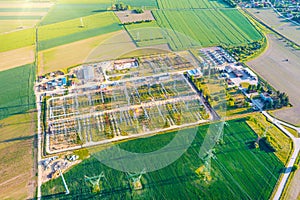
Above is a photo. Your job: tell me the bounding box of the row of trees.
[113,2,130,11]
[223,0,237,7]
[224,40,264,61]
[264,92,289,109]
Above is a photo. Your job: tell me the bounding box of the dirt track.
[247,34,300,125]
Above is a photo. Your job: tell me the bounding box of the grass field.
[247,34,300,125]
[41,118,284,199]
[142,9,263,50]
[38,12,122,50]
[0,27,35,52]
[0,112,36,200]
[0,64,36,120]
[157,0,229,9]
[0,46,35,72]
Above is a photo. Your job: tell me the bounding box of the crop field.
[0,27,35,52]
[0,46,35,72]
[40,3,110,26]
[0,1,52,33]
[45,73,209,151]
[0,64,36,120]
[0,20,39,33]
[41,118,284,199]
[157,0,229,9]
[37,31,121,75]
[125,21,167,47]
[246,113,292,163]
[38,12,122,50]
[247,34,300,125]
[0,112,36,200]
[247,8,300,45]
[41,0,157,26]
[139,9,263,50]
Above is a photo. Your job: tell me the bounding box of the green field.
[38,12,122,50]
[41,118,283,199]
[0,28,35,52]
[40,3,110,25]
[157,0,229,9]
[0,16,43,20]
[41,0,157,25]
[148,9,263,50]
[125,21,167,47]
[0,64,36,120]
[0,7,49,12]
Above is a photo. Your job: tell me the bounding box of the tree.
[228,100,234,107]
[135,8,144,13]
[291,164,299,172]
[213,96,219,102]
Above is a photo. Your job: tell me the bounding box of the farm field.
[0,20,39,33]
[0,27,35,52]
[247,34,300,125]
[148,9,262,50]
[125,21,167,47]
[156,0,229,9]
[0,64,36,120]
[247,8,300,45]
[0,46,35,72]
[38,31,122,75]
[84,30,138,63]
[38,12,122,50]
[0,112,36,200]
[41,118,284,199]
[40,0,157,26]
[0,1,52,33]
[282,166,300,200]
[246,113,292,163]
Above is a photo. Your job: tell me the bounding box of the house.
[260,93,273,103]
[76,66,95,80]
[225,65,234,73]
[243,68,257,80]
[187,68,202,78]
[233,69,243,77]
[114,58,138,70]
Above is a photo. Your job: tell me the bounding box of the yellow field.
[0,46,35,72]
[0,1,53,8]
[38,30,124,75]
[246,113,292,164]
[86,30,137,63]
[0,12,47,16]
[0,112,36,200]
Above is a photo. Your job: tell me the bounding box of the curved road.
[262,111,300,200]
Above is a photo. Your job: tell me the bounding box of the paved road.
[262,111,300,200]
[36,94,42,199]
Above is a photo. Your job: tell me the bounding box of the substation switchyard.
[38,52,213,153]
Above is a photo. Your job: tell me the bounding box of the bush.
[135,8,144,14]
[292,164,298,172]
